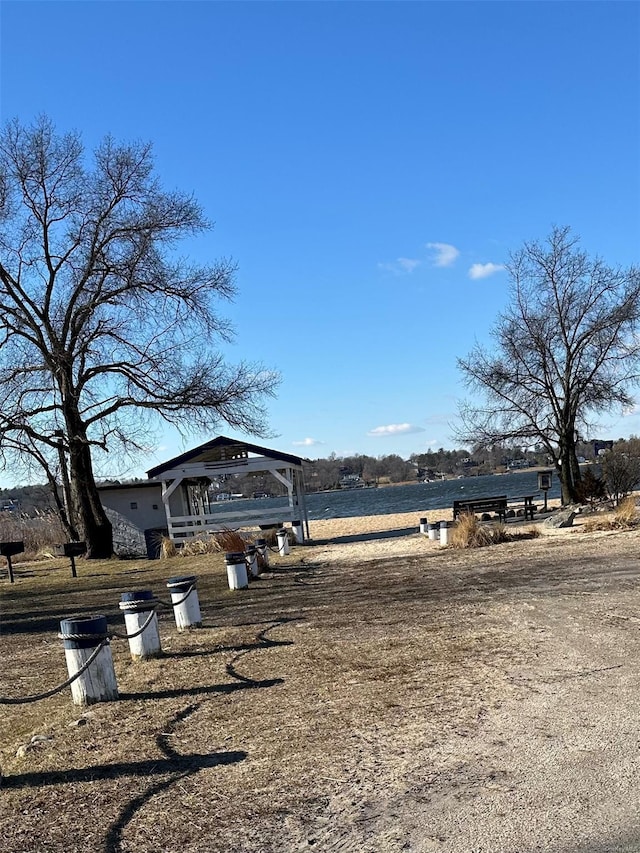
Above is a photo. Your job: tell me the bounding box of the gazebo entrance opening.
[146,436,310,542]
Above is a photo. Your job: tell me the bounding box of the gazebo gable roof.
[146,435,306,479]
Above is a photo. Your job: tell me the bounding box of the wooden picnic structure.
[453,493,539,522]
[146,436,310,542]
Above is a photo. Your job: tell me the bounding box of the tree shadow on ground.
[1,749,246,789]
[119,675,284,702]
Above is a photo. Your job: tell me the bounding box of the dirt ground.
[2,510,640,852]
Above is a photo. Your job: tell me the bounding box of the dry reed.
[181,536,222,556]
[583,496,640,532]
[160,536,177,558]
[449,512,540,549]
[157,528,250,558]
[0,512,66,559]
[210,528,249,553]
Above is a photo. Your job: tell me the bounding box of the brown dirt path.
[2,514,640,852]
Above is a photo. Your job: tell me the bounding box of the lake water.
[304,471,560,520]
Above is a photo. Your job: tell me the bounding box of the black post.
[6,554,14,584]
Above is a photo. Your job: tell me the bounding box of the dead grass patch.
[209,528,249,553]
[0,512,66,561]
[450,512,541,549]
[583,496,640,532]
[156,529,250,559]
[3,519,635,853]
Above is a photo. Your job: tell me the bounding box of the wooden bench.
[507,494,539,521]
[453,496,508,522]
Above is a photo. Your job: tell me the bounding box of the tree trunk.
[559,432,582,504]
[67,436,113,559]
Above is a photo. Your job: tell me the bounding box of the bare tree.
[457,227,640,504]
[0,117,279,557]
[602,438,640,504]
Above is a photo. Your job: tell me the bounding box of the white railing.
[167,506,298,538]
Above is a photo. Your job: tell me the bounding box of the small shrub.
[583,496,639,532]
[576,468,607,505]
[160,536,177,558]
[449,513,541,549]
[181,536,220,556]
[614,495,639,526]
[450,513,503,548]
[260,527,294,547]
[210,529,248,553]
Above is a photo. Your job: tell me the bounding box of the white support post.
[245,545,260,577]
[59,615,118,705]
[225,553,249,589]
[256,537,270,569]
[166,575,202,630]
[119,591,162,660]
[292,519,304,544]
[277,528,290,556]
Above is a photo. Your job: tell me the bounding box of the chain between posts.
[0,638,110,705]
[0,584,196,706]
[110,605,159,641]
[154,581,196,609]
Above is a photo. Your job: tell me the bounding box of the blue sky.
[1,1,639,481]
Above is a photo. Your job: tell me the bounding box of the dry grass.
[614,495,639,525]
[157,530,250,559]
[583,495,640,532]
[0,512,66,560]
[0,539,531,853]
[2,520,640,851]
[159,535,177,558]
[209,528,248,554]
[450,512,540,549]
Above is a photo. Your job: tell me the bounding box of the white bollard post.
[419,517,428,535]
[245,545,260,578]
[59,615,118,705]
[225,552,249,590]
[119,591,162,660]
[166,575,202,630]
[277,528,290,556]
[292,519,304,544]
[427,523,438,541]
[439,520,450,547]
[256,537,270,569]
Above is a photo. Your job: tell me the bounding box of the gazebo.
[146,436,310,541]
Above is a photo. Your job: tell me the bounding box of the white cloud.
[397,257,420,273]
[426,242,460,267]
[292,437,324,447]
[468,262,505,280]
[367,423,426,437]
[378,257,421,275]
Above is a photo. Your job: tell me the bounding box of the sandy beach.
[305,499,566,565]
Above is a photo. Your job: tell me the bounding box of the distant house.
[98,436,310,551]
[339,474,365,489]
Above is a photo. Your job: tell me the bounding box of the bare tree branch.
[0,117,280,556]
[456,226,640,504]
